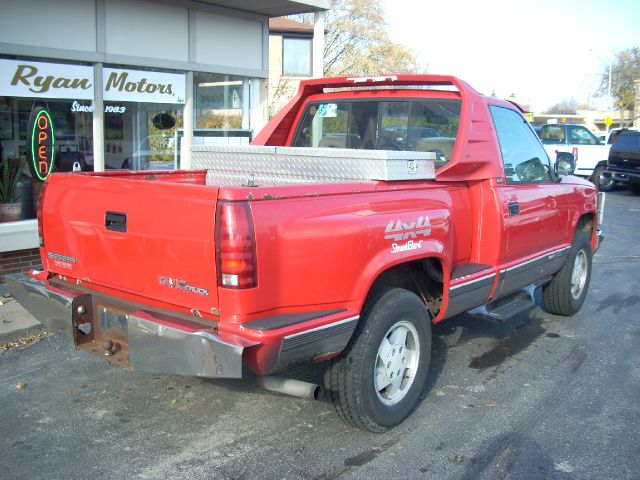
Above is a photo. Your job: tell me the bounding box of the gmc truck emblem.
[159,276,209,296]
[384,216,432,241]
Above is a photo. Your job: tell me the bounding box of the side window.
[568,126,598,145]
[490,105,553,184]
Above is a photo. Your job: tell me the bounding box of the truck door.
[490,106,574,297]
[566,124,607,177]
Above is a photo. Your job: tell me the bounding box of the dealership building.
[0,0,328,281]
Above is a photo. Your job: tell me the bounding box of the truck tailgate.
[41,174,219,312]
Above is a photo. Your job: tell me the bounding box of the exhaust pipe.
[258,375,320,400]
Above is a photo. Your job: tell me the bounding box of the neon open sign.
[29,108,55,181]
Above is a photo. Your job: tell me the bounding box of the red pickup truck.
[8,75,604,432]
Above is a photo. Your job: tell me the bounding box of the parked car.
[538,123,611,189]
[604,130,640,194]
[604,127,639,145]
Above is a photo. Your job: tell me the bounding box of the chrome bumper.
[6,274,252,378]
[608,170,640,183]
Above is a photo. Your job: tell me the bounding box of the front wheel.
[543,230,593,316]
[324,288,431,432]
[592,166,614,192]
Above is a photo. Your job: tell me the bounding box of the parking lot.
[1,189,639,480]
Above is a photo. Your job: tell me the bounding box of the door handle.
[508,202,520,216]
[105,211,127,232]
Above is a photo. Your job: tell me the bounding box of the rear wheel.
[592,166,614,191]
[543,230,592,316]
[629,183,640,195]
[324,288,431,432]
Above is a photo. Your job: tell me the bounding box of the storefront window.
[1,98,93,173]
[0,97,94,221]
[103,101,183,170]
[102,66,186,171]
[195,73,243,129]
[1,59,264,205]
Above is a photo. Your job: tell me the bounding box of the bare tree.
[598,46,640,126]
[544,98,581,115]
[268,77,297,118]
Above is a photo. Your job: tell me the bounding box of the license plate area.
[73,294,130,367]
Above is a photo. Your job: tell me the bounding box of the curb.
[0,323,44,345]
[0,287,45,345]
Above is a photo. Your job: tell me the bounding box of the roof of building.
[194,1,329,17]
[269,17,315,34]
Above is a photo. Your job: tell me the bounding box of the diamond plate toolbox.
[192,145,436,186]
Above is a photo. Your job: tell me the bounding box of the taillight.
[215,201,257,289]
[36,180,49,247]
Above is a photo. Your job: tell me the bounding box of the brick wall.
[0,249,42,284]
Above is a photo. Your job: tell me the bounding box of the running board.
[468,284,541,323]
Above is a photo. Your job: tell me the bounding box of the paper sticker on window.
[317,104,338,118]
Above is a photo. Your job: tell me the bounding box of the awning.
[187,0,329,17]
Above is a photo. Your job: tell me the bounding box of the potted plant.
[0,157,26,222]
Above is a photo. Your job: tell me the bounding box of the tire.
[629,183,640,195]
[592,166,614,192]
[324,288,432,432]
[543,230,592,316]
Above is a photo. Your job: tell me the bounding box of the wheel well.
[367,258,444,318]
[576,214,595,234]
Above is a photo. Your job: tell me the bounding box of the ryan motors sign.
[103,68,184,104]
[0,59,93,100]
[0,60,184,104]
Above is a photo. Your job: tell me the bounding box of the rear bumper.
[6,274,254,378]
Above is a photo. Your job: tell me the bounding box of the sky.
[381,0,640,112]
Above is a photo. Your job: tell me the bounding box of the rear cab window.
[539,125,566,144]
[290,97,461,167]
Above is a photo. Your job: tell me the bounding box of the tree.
[599,46,640,126]
[543,98,580,115]
[292,0,422,76]
[323,0,421,76]
[270,2,422,117]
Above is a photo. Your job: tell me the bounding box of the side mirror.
[555,152,575,177]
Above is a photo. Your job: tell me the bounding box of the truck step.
[468,285,537,323]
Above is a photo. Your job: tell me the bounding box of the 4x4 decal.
[385,216,431,253]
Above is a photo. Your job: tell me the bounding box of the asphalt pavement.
[1,189,639,479]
